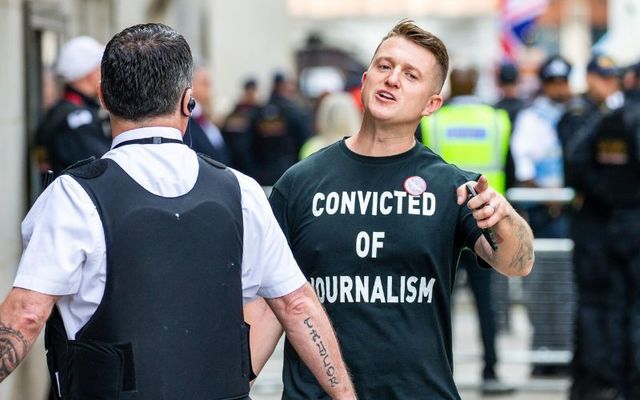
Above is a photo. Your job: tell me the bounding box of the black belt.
[112,137,184,149]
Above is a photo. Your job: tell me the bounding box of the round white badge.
[403,176,427,196]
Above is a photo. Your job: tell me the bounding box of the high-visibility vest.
[421,103,511,194]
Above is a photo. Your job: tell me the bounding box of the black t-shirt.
[269,140,482,400]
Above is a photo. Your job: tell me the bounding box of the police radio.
[465,182,499,251]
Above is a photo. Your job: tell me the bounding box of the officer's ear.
[421,93,443,117]
[181,88,194,117]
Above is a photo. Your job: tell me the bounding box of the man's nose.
[385,68,401,87]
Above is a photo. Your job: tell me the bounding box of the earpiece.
[180,88,195,116]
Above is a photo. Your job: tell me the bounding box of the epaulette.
[63,157,109,179]
[197,153,227,170]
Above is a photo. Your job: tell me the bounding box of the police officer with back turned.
[0,23,356,400]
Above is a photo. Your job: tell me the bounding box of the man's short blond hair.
[372,19,449,91]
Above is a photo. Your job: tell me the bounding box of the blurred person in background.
[494,63,527,127]
[621,61,640,93]
[345,70,365,112]
[420,64,514,396]
[511,55,573,238]
[558,54,623,149]
[249,20,534,399]
[494,62,526,191]
[560,54,624,399]
[222,77,261,173]
[35,36,111,176]
[564,59,638,400]
[248,72,312,185]
[299,91,361,159]
[510,55,573,377]
[0,23,356,400]
[184,65,231,164]
[493,62,527,335]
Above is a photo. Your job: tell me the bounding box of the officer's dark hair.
[449,65,479,97]
[101,23,193,121]
[372,19,449,91]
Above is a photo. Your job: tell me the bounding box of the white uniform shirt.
[14,127,306,339]
[510,96,565,187]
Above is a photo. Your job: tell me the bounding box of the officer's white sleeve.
[13,175,105,295]
[510,110,538,182]
[231,170,307,303]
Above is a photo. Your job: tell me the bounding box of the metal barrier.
[503,188,576,366]
[522,238,575,363]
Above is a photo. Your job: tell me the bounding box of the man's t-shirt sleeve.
[232,170,306,303]
[455,171,484,250]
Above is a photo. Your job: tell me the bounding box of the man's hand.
[265,283,357,399]
[0,288,57,382]
[456,175,534,277]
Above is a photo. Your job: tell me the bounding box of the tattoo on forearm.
[508,218,534,273]
[0,324,30,382]
[304,317,340,388]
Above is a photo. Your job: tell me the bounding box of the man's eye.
[379,64,391,70]
[406,73,417,80]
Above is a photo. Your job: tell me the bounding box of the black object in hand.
[465,182,498,251]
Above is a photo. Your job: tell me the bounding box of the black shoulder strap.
[197,152,227,169]
[63,157,109,179]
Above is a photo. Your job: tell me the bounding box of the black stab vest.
[45,154,250,400]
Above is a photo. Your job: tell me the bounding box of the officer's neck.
[67,81,97,101]
[110,112,188,139]
[346,117,417,157]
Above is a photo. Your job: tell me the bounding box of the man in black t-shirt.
[248,20,535,399]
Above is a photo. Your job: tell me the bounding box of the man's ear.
[97,83,109,111]
[181,88,193,117]
[421,94,443,117]
[361,71,367,85]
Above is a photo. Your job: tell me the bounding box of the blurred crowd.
[34,35,640,399]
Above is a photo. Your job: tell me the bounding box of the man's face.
[542,78,571,103]
[361,36,442,125]
[192,68,212,110]
[245,87,258,104]
[86,67,101,98]
[587,73,620,103]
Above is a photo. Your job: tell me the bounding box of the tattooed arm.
[0,288,58,383]
[265,283,356,399]
[457,176,535,277]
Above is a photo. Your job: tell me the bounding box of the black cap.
[587,54,619,77]
[273,71,285,84]
[498,63,519,84]
[539,55,572,81]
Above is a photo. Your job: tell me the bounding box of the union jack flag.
[499,0,549,61]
